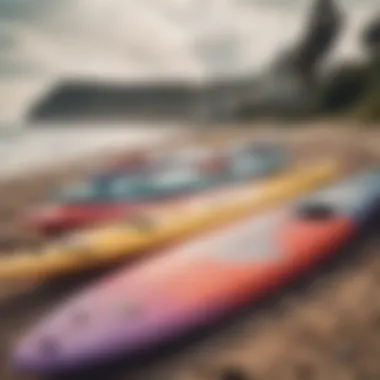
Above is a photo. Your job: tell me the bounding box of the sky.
[0,0,377,123]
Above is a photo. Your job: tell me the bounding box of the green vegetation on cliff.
[317,17,380,121]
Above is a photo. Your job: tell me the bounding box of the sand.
[0,124,380,380]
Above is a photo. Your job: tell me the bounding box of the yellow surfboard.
[0,161,341,282]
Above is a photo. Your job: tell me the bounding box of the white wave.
[0,125,181,181]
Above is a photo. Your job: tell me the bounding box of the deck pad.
[295,168,380,220]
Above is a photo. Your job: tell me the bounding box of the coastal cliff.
[28,0,343,124]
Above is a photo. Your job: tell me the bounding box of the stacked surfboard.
[23,142,288,234]
[12,168,380,373]
[4,137,380,374]
[0,160,337,281]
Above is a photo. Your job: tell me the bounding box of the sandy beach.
[0,123,380,380]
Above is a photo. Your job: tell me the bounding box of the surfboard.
[1,161,337,282]
[12,167,380,373]
[23,146,218,233]
[24,143,286,234]
[55,142,286,204]
[83,146,217,186]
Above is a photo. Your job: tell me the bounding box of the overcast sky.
[0,0,377,123]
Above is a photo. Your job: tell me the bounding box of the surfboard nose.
[12,295,191,373]
[13,332,68,373]
[14,329,116,373]
[13,320,116,373]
